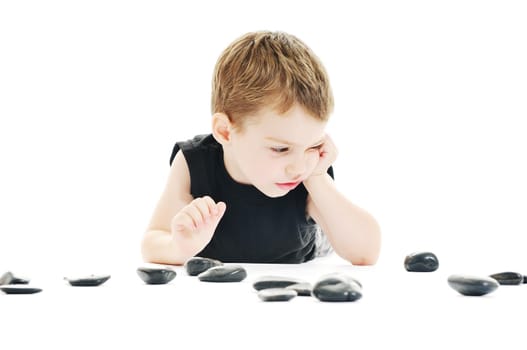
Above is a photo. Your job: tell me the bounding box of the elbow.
[356,220,382,265]
[335,248,380,266]
[342,225,382,266]
[140,235,155,263]
[140,231,164,264]
[349,255,379,266]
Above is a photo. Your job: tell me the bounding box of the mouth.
[275,181,301,191]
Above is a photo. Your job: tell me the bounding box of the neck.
[221,146,250,184]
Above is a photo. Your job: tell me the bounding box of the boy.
[141,31,381,265]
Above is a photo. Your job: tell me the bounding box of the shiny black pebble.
[312,273,363,302]
[404,252,439,272]
[1,286,42,294]
[258,288,297,302]
[137,267,176,285]
[447,274,499,296]
[313,273,362,290]
[489,272,523,285]
[65,275,111,287]
[1,272,30,285]
[184,257,223,276]
[285,282,313,296]
[10,276,30,284]
[313,282,362,302]
[252,276,307,291]
[198,265,247,282]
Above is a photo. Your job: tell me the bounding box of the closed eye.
[271,147,289,153]
[309,144,324,151]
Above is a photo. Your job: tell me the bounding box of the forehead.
[243,104,327,145]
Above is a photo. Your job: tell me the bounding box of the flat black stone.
[257,288,297,302]
[198,265,247,282]
[65,275,111,287]
[285,282,313,296]
[0,286,42,294]
[313,282,362,302]
[312,273,363,302]
[137,267,177,285]
[184,257,223,276]
[1,272,30,285]
[489,272,523,285]
[0,271,14,285]
[10,276,30,284]
[447,274,499,296]
[404,252,439,272]
[252,276,307,291]
[313,273,362,290]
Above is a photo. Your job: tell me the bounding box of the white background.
[1,1,527,348]
[1,0,527,324]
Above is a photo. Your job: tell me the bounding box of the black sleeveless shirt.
[170,134,334,263]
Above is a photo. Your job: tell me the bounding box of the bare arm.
[304,135,381,265]
[141,150,225,265]
[305,174,381,265]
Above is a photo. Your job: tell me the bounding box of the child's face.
[225,103,327,198]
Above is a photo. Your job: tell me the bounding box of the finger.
[203,196,219,215]
[171,211,196,233]
[195,196,215,220]
[319,134,337,159]
[212,201,227,220]
[183,203,206,228]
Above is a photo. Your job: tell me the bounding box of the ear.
[212,113,233,145]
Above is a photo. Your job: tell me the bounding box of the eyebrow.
[265,136,324,147]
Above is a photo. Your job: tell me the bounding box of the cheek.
[305,151,320,169]
[254,156,286,180]
[244,152,279,177]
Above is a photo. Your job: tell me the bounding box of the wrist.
[303,172,332,191]
[170,233,206,260]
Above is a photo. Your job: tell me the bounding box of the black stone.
[10,276,30,284]
[489,272,523,285]
[313,273,362,290]
[523,275,527,284]
[447,274,499,296]
[404,252,439,272]
[0,286,42,294]
[137,267,177,285]
[65,274,111,287]
[198,265,247,282]
[313,282,362,302]
[312,273,363,302]
[184,257,223,276]
[0,271,14,285]
[252,276,307,291]
[285,282,313,296]
[257,288,297,302]
[1,272,30,285]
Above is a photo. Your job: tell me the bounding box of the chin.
[258,187,288,198]
[265,192,287,198]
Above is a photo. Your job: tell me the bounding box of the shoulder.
[166,149,192,201]
[146,140,194,233]
[170,134,219,166]
[169,134,222,198]
[166,134,217,198]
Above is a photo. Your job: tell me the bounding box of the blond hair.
[211,31,334,129]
